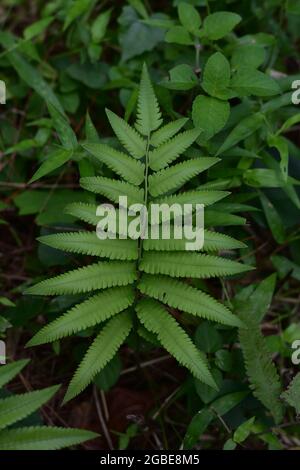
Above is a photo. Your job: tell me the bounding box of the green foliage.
[27,67,247,402]
[1,0,300,449]
[281,373,300,414]
[235,275,284,424]
[0,360,97,450]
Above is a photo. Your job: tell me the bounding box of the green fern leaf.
[149,158,219,197]
[135,64,162,135]
[64,311,132,403]
[27,286,134,346]
[106,108,145,158]
[64,202,99,225]
[136,299,216,388]
[150,118,188,147]
[26,261,137,295]
[149,129,201,171]
[140,252,251,279]
[143,230,246,252]
[82,143,144,186]
[155,189,229,207]
[0,427,98,450]
[281,373,300,414]
[138,274,242,327]
[38,232,138,260]
[0,385,60,430]
[80,176,144,205]
[239,327,283,423]
[236,278,283,424]
[0,359,30,388]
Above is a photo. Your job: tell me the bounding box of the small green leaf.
[200,12,241,40]
[29,148,73,184]
[202,52,231,99]
[91,9,111,43]
[233,417,255,444]
[178,2,201,33]
[165,25,193,45]
[23,17,54,40]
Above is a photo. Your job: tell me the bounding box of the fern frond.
[27,286,135,346]
[149,158,219,197]
[82,143,144,186]
[281,373,300,414]
[80,176,144,206]
[135,63,162,136]
[149,129,201,171]
[136,299,216,388]
[155,190,229,207]
[239,326,283,424]
[64,202,99,225]
[26,261,137,295]
[235,277,283,423]
[138,274,243,327]
[38,232,138,260]
[106,108,145,158]
[0,427,98,450]
[64,311,132,403]
[0,359,30,388]
[143,230,246,252]
[140,252,251,279]
[0,385,60,430]
[150,118,188,147]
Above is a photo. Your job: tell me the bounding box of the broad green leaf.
[165,25,193,45]
[202,52,231,99]
[162,64,197,90]
[200,12,241,40]
[231,68,280,97]
[192,95,230,140]
[178,2,201,33]
[231,45,266,70]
